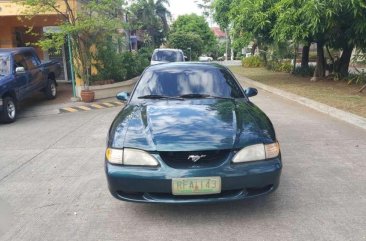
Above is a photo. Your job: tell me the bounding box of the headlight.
[232,142,280,163]
[106,148,159,167]
[106,148,123,164]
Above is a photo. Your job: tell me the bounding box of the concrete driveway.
[0,77,365,241]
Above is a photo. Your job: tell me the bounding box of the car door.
[23,51,44,91]
[13,53,31,100]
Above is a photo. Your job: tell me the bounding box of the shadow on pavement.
[117,193,279,222]
[20,82,73,110]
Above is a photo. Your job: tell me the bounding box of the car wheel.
[0,96,17,124]
[45,79,57,100]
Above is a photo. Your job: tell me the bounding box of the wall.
[0,0,76,16]
[0,15,63,58]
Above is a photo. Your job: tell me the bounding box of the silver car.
[150,48,185,65]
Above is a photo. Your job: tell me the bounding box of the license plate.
[172,177,221,195]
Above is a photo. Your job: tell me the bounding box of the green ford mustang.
[105,63,282,204]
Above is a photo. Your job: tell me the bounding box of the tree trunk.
[301,44,310,68]
[251,43,257,55]
[335,45,354,78]
[257,42,267,65]
[292,44,298,73]
[311,41,326,81]
[360,84,366,93]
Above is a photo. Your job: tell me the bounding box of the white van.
[150,48,185,65]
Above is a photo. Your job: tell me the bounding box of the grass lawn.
[230,66,366,118]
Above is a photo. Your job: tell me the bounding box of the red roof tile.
[211,27,226,38]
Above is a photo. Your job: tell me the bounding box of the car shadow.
[20,82,72,110]
[120,193,281,223]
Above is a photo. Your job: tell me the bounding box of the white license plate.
[172,177,221,195]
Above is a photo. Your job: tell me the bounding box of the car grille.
[159,150,231,169]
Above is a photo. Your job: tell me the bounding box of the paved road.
[215,60,242,66]
[0,77,365,241]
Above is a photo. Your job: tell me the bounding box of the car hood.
[110,99,275,152]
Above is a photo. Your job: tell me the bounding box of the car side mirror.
[184,56,188,61]
[116,92,130,101]
[15,67,25,74]
[245,87,258,98]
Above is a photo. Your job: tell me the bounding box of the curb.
[236,75,366,131]
[59,101,124,113]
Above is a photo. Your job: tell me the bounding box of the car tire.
[45,79,57,100]
[0,96,17,124]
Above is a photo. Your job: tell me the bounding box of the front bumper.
[105,157,282,204]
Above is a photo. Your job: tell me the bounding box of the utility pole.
[187,47,192,61]
[67,33,76,99]
[225,29,228,61]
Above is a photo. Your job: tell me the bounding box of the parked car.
[150,48,185,65]
[198,55,213,62]
[105,62,282,204]
[0,47,61,123]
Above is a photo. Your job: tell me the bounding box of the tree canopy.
[167,32,203,60]
[17,0,125,86]
[212,0,366,78]
[169,14,216,54]
[128,0,171,47]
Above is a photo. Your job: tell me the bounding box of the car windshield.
[152,50,184,62]
[0,54,11,76]
[131,66,244,102]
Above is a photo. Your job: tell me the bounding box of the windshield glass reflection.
[131,66,244,102]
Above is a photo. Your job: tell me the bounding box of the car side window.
[23,52,40,69]
[13,54,27,71]
[220,70,245,98]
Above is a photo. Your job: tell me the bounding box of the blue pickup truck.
[0,47,61,123]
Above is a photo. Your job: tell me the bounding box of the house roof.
[211,27,226,38]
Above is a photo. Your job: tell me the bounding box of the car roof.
[146,62,228,72]
[153,48,183,52]
[0,47,34,54]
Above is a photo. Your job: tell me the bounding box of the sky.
[168,0,202,20]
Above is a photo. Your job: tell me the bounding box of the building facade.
[0,0,78,82]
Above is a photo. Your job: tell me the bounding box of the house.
[211,27,226,43]
[0,0,78,84]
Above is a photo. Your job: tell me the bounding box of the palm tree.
[129,0,171,47]
[154,0,172,34]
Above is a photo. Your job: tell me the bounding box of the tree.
[195,0,212,18]
[271,0,313,68]
[128,0,171,47]
[167,32,203,60]
[273,0,366,79]
[169,14,216,54]
[212,0,232,30]
[224,0,279,63]
[219,0,366,80]
[17,0,125,87]
[326,0,366,77]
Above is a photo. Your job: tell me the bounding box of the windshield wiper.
[138,94,184,100]
[179,93,234,100]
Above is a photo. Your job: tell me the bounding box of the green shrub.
[93,40,126,82]
[266,60,292,73]
[292,66,316,76]
[278,61,292,73]
[242,56,263,67]
[347,72,366,85]
[93,40,151,83]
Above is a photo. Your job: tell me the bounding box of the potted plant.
[77,35,95,103]
[80,89,95,102]
[80,67,95,102]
